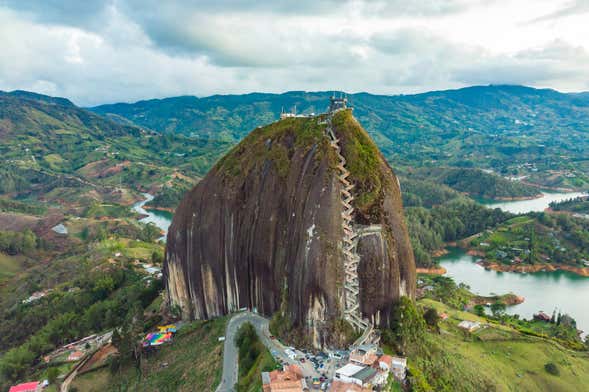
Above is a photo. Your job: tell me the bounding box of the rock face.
[164,109,415,346]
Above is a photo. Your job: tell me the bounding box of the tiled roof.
[353,366,377,381]
[9,382,39,392]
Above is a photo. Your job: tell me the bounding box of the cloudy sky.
[1,0,588,106]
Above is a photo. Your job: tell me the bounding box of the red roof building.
[261,364,306,392]
[68,350,85,361]
[8,381,41,392]
[534,311,551,322]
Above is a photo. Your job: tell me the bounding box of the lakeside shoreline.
[416,266,447,275]
[143,205,175,213]
[489,193,543,201]
[477,260,589,277]
[427,240,589,278]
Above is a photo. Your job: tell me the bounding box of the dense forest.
[550,196,589,214]
[404,199,511,267]
[0,267,161,385]
[406,167,540,199]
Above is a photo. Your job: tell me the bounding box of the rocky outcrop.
[164,109,415,345]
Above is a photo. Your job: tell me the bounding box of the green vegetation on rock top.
[216,116,326,180]
[332,109,387,216]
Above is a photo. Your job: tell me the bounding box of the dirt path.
[60,351,94,392]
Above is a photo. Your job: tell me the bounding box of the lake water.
[477,191,588,214]
[132,193,173,241]
[439,248,589,336]
[439,191,589,335]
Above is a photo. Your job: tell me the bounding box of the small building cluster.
[133,259,163,279]
[260,340,406,391]
[43,331,113,364]
[280,105,314,119]
[333,344,406,390]
[328,95,348,113]
[278,94,351,121]
[262,364,307,391]
[22,289,53,304]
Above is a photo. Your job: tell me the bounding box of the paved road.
[215,312,319,392]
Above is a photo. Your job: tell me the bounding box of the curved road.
[215,312,319,392]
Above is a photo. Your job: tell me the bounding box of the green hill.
[0,91,229,208]
[410,298,589,392]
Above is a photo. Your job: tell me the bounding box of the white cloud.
[0,0,588,105]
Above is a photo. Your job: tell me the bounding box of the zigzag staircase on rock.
[324,113,370,334]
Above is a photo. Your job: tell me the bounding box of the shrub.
[544,362,560,376]
[47,367,59,384]
[423,308,439,330]
[474,304,486,317]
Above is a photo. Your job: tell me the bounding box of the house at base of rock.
[334,363,377,387]
[349,344,381,366]
[345,345,406,385]
[378,355,407,381]
[262,364,308,392]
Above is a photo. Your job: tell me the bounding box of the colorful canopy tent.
[143,332,172,347]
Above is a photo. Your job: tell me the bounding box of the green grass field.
[413,299,589,391]
[93,238,161,261]
[0,252,25,282]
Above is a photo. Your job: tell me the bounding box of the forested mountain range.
[92,85,589,189]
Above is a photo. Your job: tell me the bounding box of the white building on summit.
[328,94,349,112]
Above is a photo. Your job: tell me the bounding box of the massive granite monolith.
[164,108,415,346]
